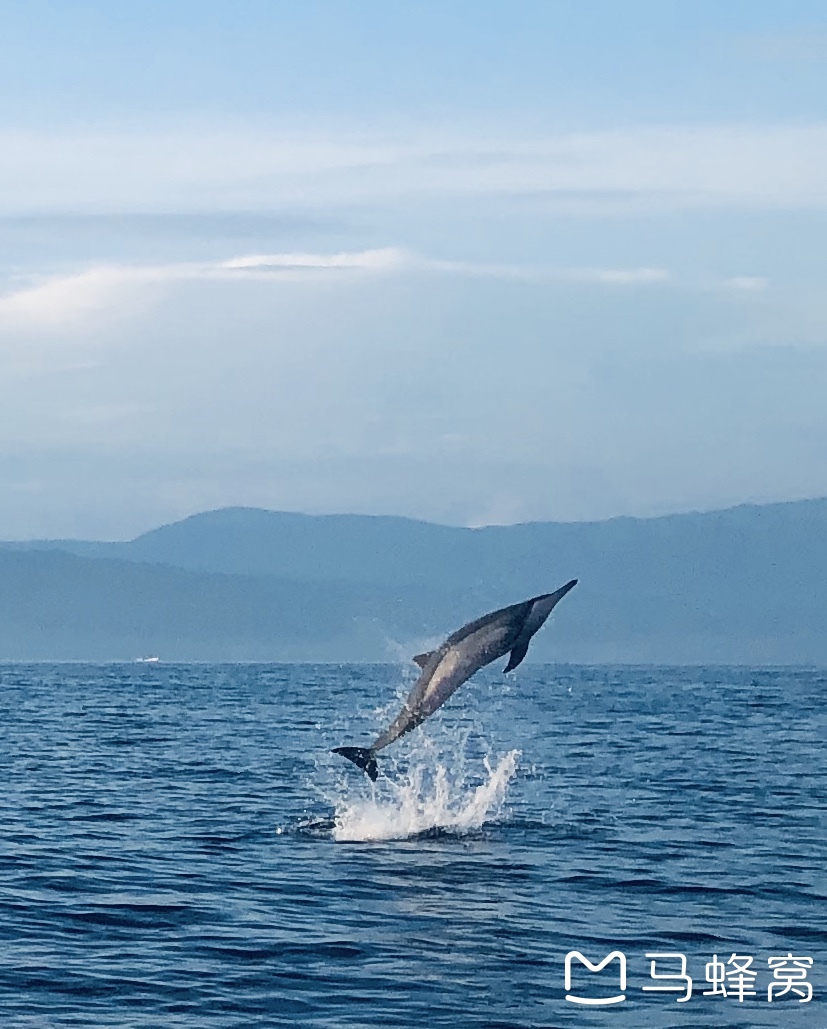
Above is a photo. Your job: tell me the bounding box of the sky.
[2,0,827,539]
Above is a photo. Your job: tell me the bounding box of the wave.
[330,749,519,843]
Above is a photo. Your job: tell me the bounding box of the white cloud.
[221,248,408,272]
[0,249,671,332]
[0,266,155,330]
[421,256,669,284]
[724,276,769,291]
[566,267,669,285]
[2,122,827,216]
[0,249,407,332]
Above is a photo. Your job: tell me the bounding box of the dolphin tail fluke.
[332,746,378,781]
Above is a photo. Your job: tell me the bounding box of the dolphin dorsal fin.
[412,651,434,669]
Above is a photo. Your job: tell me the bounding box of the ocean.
[0,662,824,1028]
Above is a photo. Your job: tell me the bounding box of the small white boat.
[135,656,160,663]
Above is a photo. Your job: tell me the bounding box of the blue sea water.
[0,662,825,1029]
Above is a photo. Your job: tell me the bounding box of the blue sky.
[1,1,827,537]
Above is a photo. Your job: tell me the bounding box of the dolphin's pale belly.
[370,625,514,752]
[420,626,511,715]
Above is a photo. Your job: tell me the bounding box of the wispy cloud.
[3,123,827,216]
[0,249,671,332]
[221,248,407,272]
[723,276,769,292]
[557,267,669,285]
[419,255,670,284]
[0,250,401,331]
[0,266,158,330]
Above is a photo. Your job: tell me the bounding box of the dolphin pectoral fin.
[503,640,530,673]
[412,651,434,669]
[332,746,378,781]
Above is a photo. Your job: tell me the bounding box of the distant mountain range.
[1,499,826,663]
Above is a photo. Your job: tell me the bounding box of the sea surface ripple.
[0,663,825,1028]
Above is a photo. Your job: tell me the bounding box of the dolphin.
[333,579,577,780]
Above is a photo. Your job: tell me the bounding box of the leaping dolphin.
[333,579,577,780]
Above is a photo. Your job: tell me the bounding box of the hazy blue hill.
[1,498,826,662]
[0,509,471,585]
[126,508,468,584]
[0,549,480,662]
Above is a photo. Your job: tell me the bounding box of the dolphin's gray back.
[444,598,533,648]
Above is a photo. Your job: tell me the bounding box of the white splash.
[332,750,519,843]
